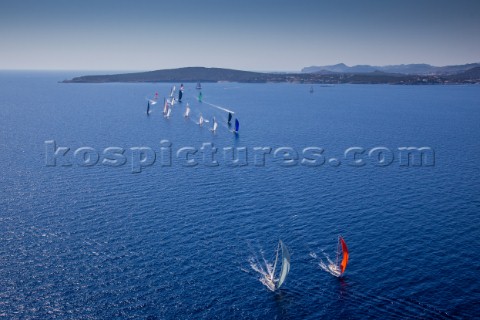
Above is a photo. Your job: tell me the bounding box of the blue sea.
[0,71,479,319]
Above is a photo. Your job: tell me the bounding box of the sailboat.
[146,101,150,115]
[199,114,204,126]
[198,91,203,102]
[227,112,232,125]
[178,87,183,102]
[184,103,190,117]
[164,107,172,119]
[196,82,202,90]
[264,240,291,291]
[231,118,239,134]
[210,117,218,132]
[309,86,314,93]
[163,98,168,115]
[328,236,349,277]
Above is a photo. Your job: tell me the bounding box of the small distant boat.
[210,117,218,132]
[309,86,314,93]
[328,236,349,277]
[178,84,184,102]
[232,118,239,134]
[146,101,150,115]
[199,114,204,126]
[227,112,232,125]
[198,91,203,102]
[164,107,172,119]
[170,85,176,98]
[184,103,190,117]
[264,240,291,291]
[196,82,202,90]
[163,98,169,115]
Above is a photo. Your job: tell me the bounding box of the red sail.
[339,237,349,274]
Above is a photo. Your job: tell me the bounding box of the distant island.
[62,64,480,85]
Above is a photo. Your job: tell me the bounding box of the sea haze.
[0,72,479,319]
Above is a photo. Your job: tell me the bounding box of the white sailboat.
[163,98,168,115]
[263,240,290,291]
[210,117,218,132]
[199,114,204,126]
[184,103,191,117]
[164,107,172,119]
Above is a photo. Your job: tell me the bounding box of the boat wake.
[248,252,276,291]
[310,251,341,277]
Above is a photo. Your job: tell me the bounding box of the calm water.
[0,72,479,319]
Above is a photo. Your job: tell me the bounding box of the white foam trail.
[203,101,235,114]
[311,250,341,277]
[191,95,235,114]
[145,98,158,105]
[249,251,276,291]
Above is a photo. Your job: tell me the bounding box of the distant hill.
[302,63,480,75]
[62,66,480,85]
[63,67,283,83]
[448,66,480,82]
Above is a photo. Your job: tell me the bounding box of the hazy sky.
[1,0,479,71]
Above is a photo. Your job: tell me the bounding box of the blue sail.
[179,90,183,102]
[235,119,239,132]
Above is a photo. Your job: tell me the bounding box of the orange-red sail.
[339,237,349,274]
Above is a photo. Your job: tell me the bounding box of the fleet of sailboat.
[142,85,351,293]
[146,84,240,135]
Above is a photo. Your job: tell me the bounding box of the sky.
[0,0,479,71]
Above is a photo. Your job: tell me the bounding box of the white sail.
[166,108,171,118]
[276,240,290,289]
[213,120,218,132]
[199,115,204,125]
[185,104,190,117]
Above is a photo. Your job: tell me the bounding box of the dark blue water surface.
[1,72,479,319]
